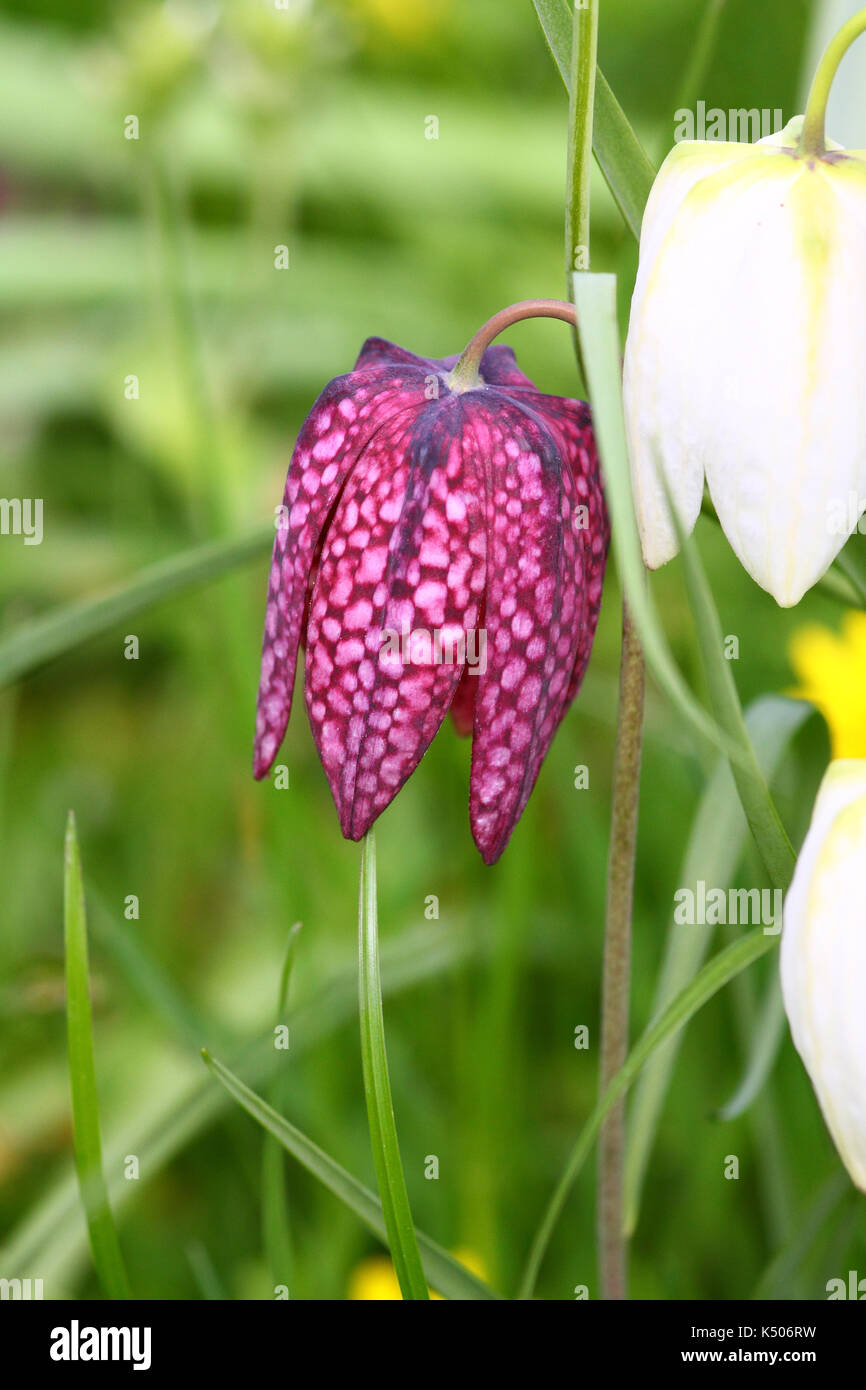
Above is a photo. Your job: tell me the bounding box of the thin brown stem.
[597,597,645,1300]
[448,299,577,390]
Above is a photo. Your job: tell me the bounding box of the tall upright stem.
[358,832,429,1300]
[565,0,598,278]
[597,598,645,1300]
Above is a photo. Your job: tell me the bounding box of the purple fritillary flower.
[254,335,608,864]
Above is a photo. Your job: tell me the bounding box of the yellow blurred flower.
[789,611,866,758]
[347,0,448,45]
[347,1247,485,1300]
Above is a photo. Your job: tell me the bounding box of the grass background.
[0,0,864,1300]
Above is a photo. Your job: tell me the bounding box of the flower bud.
[623,116,866,606]
[781,760,866,1188]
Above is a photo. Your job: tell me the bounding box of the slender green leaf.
[518,926,777,1299]
[186,1241,227,1301]
[2,917,478,1292]
[673,497,796,890]
[89,887,226,1053]
[201,1050,502,1301]
[357,833,429,1299]
[835,540,866,608]
[670,0,727,136]
[532,0,655,237]
[262,920,302,1294]
[63,811,131,1300]
[625,695,814,1235]
[726,963,795,1261]
[0,525,272,688]
[276,921,302,1019]
[592,70,656,241]
[261,1133,293,1296]
[531,0,572,82]
[753,1170,851,1300]
[717,971,786,1122]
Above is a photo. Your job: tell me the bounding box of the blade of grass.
[532,0,655,237]
[518,925,777,1299]
[624,695,814,1236]
[717,970,786,1122]
[261,1135,293,1296]
[0,525,272,688]
[752,1169,851,1300]
[358,832,429,1300]
[673,497,796,890]
[531,0,573,84]
[186,1241,228,1301]
[262,920,302,1295]
[666,0,728,151]
[89,886,228,1053]
[727,958,794,1259]
[276,921,302,1018]
[64,811,131,1300]
[201,1050,501,1301]
[2,917,479,1292]
[835,541,866,608]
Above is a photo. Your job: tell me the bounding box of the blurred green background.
[1,0,864,1301]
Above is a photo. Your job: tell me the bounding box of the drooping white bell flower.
[781,760,866,1189]
[622,113,866,606]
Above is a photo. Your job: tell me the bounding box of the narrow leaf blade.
[201,1050,502,1301]
[0,526,272,688]
[519,926,777,1299]
[532,0,655,237]
[64,811,131,1300]
[624,696,813,1234]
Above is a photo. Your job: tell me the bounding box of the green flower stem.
[448,299,576,390]
[531,2,655,239]
[358,833,429,1300]
[597,599,645,1300]
[565,0,598,280]
[800,5,866,156]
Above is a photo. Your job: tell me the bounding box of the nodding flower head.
[623,114,866,607]
[254,326,608,863]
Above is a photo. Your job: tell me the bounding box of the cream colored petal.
[624,145,795,570]
[781,761,866,1189]
[698,154,866,605]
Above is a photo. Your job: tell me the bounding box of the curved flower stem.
[597,597,645,1300]
[448,299,577,390]
[799,4,866,157]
